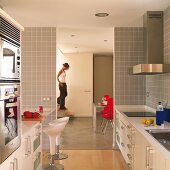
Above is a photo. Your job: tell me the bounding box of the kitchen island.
[115,105,170,170]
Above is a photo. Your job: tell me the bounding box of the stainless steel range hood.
[133,64,170,75]
[132,11,170,75]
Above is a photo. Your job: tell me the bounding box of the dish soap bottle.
[156,102,164,125]
[156,102,164,111]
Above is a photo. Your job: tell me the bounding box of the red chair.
[100,98,114,134]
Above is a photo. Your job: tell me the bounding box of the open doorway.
[57,27,114,150]
[93,54,113,103]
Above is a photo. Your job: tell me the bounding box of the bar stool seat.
[42,123,65,170]
[49,117,69,160]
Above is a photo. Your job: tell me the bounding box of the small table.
[93,103,105,132]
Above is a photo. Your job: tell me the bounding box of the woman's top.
[59,70,66,83]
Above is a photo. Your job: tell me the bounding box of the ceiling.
[0,0,169,54]
[57,27,113,54]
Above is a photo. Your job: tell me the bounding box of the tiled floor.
[60,116,113,150]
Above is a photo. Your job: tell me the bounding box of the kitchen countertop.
[22,121,40,135]
[21,107,56,135]
[22,107,56,117]
[115,105,156,113]
[115,105,170,161]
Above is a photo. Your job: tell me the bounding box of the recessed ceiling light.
[95,13,109,17]
[71,34,75,37]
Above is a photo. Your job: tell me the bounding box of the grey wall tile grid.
[114,27,146,105]
[146,6,170,109]
[21,27,57,150]
[21,27,56,109]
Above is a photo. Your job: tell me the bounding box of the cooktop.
[123,112,156,117]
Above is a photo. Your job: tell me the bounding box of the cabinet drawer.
[116,117,121,130]
[116,131,121,146]
[119,140,132,165]
[33,152,41,170]
[125,128,135,145]
[33,134,41,152]
[116,110,134,132]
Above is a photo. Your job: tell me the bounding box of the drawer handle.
[127,144,132,149]
[127,134,132,139]
[14,158,18,170]
[121,142,125,147]
[127,163,132,168]
[10,162,14,170]
[127,125,132,129]
[127,154,132,161]
[25,137,28,156]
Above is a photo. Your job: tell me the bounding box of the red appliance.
[23,111,39,118]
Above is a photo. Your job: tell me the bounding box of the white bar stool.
[42,123,65,170]
[49,117,69,160]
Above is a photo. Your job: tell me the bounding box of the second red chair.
[100,97,114,134]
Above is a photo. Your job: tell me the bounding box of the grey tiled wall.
[21,27,57,150]
[146,6,170,108]
[114,27,146,105]
[21,27,56,110]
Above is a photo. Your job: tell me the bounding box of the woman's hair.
[63,63,70,68]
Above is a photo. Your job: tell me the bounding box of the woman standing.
[57,63,70,110]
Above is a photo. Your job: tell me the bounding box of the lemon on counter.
[141,118,154,125]
[141,118,147,124]
[145,120,152,125]
[149,118,154,124]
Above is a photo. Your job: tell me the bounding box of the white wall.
[56,51,93,116]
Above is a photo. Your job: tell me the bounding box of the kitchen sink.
[146,129,170,151]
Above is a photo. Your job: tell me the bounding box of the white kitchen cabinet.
[133,128,166,170]
[149,147,166,170]
[115,109,167,170]
[0,147,22,170]
[133,130,149,170]
[0,122,42,170]
[21,133,33,170]
[166,160,170,170]
[21,122,42,170]
[115,110,135,169]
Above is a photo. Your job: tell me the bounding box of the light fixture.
[104,40,108,42]
[95,13,109,17]
[71,34,75,37]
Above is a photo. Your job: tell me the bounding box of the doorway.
[93,54,113,103]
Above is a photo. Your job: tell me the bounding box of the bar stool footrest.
[49,153,68,160]
[42,163,64,170]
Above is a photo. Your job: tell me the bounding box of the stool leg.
[110,120,114,128]
[43,155,64,170]
[53,145,68,160]
[102,120,108,134]
[100,118,105,128]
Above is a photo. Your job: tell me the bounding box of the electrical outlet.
[42,97,46,101]
[46,97,51,101]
